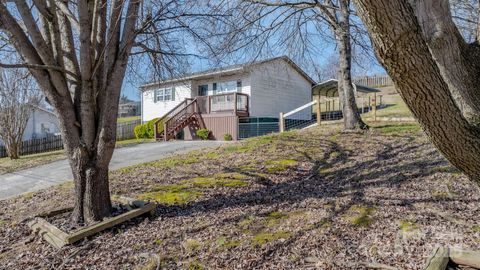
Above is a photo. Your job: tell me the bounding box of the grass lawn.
[1,123,478,269]
[116,138,155,147]
[117,115,141,123]
[0,138,153,175]
[0,150,65,175]
[364,94,414,119]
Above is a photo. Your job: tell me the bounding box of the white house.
[0,106,60,146]
[24,106,61,140]
[140,56,315,140]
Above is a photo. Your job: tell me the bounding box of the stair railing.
[163,99,199,140]
[154,98,194,139]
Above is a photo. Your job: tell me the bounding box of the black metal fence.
[238,117,279,139]
[0,135,63,158]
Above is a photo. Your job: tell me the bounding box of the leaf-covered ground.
[1,123,480,269]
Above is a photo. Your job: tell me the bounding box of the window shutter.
[237,80,242,92]
[212,83,217,94]
[154,89,158,103]
[171,87,175,101]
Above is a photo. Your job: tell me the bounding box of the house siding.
[23,109,60,140]
[191,73,252,98]
[141,82,192,122]
[249,59,312,119]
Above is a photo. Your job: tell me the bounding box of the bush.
[134,124,147,139]
[223,133,233,141]
[196,129,210,140]
[134,118,160,139]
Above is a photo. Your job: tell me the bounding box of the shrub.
[134,118,160,139]
[196,128,210,140]
[223,133,233,141]
[146,118,159,138]
[134,124,147,139]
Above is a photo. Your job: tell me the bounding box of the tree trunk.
[336,0,368,130]
[71,150,112,224]
[5,139,20,160]
[336,32,368,130]
[353,0,480,182]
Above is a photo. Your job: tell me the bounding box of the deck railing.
[196,92,249,115]
[154,92,249,140]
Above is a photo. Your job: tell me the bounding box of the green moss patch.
[251,231,291,246]
[374,123,421,134]
[265,211,289,225]
[472,225,480,232]
[399,220,418,232]
[183,239,202,252]
[188,173,249,188]
[346,205,375,227]
[139,184,203,205]
[216,236,242,250]
[431,190,451,200]
[265,159,297,173]
[0,220,7,227]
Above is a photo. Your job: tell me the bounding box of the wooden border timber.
[423,247,480,270]
[28,200,156,249]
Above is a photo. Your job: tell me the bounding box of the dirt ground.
[1,123,479,270]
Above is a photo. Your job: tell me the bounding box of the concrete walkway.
[0,141,225,200]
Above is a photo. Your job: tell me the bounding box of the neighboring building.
[0,106,60,146]
[23,106,61,140]
[140,56,315,140]
[118,101,141,118]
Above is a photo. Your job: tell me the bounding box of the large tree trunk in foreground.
[0,1,140,224]
[335,0,368,130]
[353,0,480,182]
[71,152,113,223]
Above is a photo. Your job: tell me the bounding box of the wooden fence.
[353,75,392,87]
[116,119,141,141]
[0,119,142,158]
[0,135,63,158]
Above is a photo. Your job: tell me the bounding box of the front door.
[198,85,208,96]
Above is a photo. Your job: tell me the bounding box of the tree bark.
[412,0,480,122]
[336,23,368,130]
[336,0,368,130]
[353,0,480,182]
[5,140,20,160]
[71,149,112,224]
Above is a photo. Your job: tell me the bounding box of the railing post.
[372,93,377,122]
[279,112,285,133]
[233,92,237,115]
[316,100,321,125]
[163,122,168,142]
[208,95,211,114]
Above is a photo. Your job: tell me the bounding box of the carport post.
[372,93,377,122]
[279,112,285,133]
[316,100,321,125]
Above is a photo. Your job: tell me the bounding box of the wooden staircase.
[154,98,205,141]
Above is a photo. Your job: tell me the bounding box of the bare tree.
[0,0,220,224]
[0,68,40,159]
[215,0,370,130]
[353,0,480,182]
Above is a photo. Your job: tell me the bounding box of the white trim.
[284,100,317,117]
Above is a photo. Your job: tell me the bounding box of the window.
[213,80,241,94]
[198,85,208,96]
[154,87,175,102]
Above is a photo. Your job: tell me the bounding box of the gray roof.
[312,79,380,97]
[140,56,316,90]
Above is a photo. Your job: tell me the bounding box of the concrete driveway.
[0,141,225,200]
